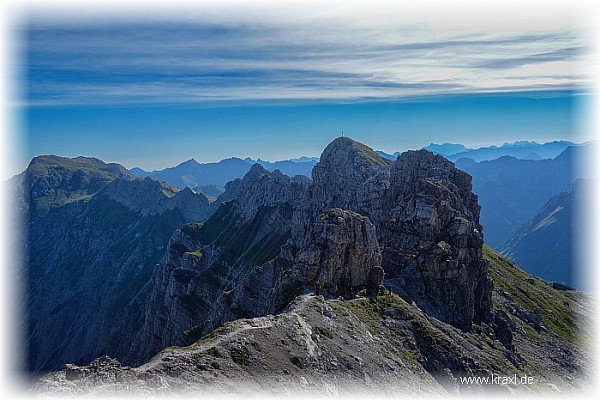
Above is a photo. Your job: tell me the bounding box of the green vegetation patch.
[484,245,577,344]
[216,204,292,265]
[341,295,403,333]
[230,345,251,365]
[353,140,392,166]
[192,326,226,346]
[340,294,439,342]
[184,250,203,258]
[312,326,333,341]
[196,201,238,245]
[205,346,222,358]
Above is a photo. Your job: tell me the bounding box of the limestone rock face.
[381,150,492,327]
[295,208,383,296]
[310,140,491,327]
[224,163,311,220]
[137,137,493,364]
[132,167,304,363]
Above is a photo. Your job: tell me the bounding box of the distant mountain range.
[131,157,318,188]
[132,140,582,190]
[423,143,470,157]
[501,180,591,289]
[447,140,577,162]
[375,140,577,162]
[455,144,593,248]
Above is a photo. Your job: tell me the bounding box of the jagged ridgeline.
[28,138,591,396]
[134,137,492,363]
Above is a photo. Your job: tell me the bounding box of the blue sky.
[12,1,597,174]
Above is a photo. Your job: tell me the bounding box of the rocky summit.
[133,137,494,364]
[25,138,593,396]
[381,149,491,328]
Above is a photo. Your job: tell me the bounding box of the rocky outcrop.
[311,138,391,221]
[380,150,492,328]
[136,137,493,364]
[294,208,384,296]
[222,163,311,220]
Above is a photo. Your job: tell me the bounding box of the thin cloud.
[474,46,588,69]
[20,18,593,107]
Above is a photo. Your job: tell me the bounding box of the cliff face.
[131,199,299,364]
[381,150,491,328]
[136,137,492,363]
[294,208,384,296]
[21,156,212,372]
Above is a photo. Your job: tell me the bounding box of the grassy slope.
[484,245,578,344]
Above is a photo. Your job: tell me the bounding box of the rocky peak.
[171,186,211,221]
[22,155,134,218]
[317,137,391,169]
[230,163,311,220]
[101,177,210,219]
[381,149,491,328]
[135,137,493,364]
[311,137,391,220]
[390,150,479,216]
[246,162,269,179]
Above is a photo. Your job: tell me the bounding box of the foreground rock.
[36,249,593,397]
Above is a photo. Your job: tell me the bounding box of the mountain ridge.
[20,138,592,397]
[133,136,492,365]
[500,180,592,288]
[454,144,591,247]
[19,155,214,372]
